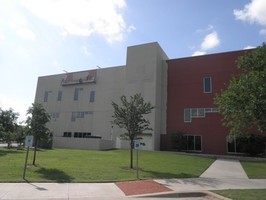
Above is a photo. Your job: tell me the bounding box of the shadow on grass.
[141,169,196,179]
[36,168,74,183]
[0,148,25,157]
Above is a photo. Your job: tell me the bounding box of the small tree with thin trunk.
[111,93,154,169]
[26,102,51,165]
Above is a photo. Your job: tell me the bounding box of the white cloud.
[192,51,206,56]
[21,0,128,43]
[243,45,255,49]
[192,28,220,56]
[201,31,220,50]
[259,29,266,35]
[234,0,266,26]
[81,46,90,56]
[127,25,136,32]
[196,24,214,33]
[16,28,36,41]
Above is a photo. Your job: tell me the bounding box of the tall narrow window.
[44,91,52,102]
[89,91,95,103]
[74,88,83,101]
[57,91,63,101]
[184,109,191,122]
[44,91,49,102]
[203,77,212,93]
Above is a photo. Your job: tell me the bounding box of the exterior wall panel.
[166,50,249,154]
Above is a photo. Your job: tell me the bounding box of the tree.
[215,43,266,135]
[15,125,26,149]
[26,102,51,165]
[0,108,19,148]
[111,93,154,169]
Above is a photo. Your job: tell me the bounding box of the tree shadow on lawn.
[0,148,25,157]
[36,168,74,183]
[141,169,196,179]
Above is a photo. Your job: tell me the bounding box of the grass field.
[213,189,266,200]
[0,148,214,182]
[241,161,266,179]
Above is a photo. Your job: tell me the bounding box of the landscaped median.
[0,148,215,182]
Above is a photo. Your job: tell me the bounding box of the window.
[57,91,63,101]
[44,91,49,102]
[184,109,191,122]
[63,132,72,137]
[194,136,202,151]
[203,77,212,93]
[184,107,218,122]
[71,111,93,122]
[83,132,91,138]
[198,108,205,117]
[74,88,83,101]
[44,91,52,102]
[191,108,205,117]
[74,132,82,138]
[50,112,60,119]
[184,135,202,151]
[227,136,246,153]
[89,91,95,103]
[74,132,92,138]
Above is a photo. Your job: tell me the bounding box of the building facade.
[35,42,257,154]
[161,50,248,155]
[35,42,168,151]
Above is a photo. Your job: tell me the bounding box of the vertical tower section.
[125,42,169,150]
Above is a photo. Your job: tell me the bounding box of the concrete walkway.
[0,159,266,200]
[200,159,248,179]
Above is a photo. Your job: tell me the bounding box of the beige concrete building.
[35,42,168,150]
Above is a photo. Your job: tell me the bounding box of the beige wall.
[53,137,115,150]
[125,42,168,150]
[35,42,168,151]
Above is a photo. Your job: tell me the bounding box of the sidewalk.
[156,158,266,192]
[0,159,266,200]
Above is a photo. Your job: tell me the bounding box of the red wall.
[165,50,250,154]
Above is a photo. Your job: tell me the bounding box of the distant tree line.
[0,108,25,148]
[0,103,52,150]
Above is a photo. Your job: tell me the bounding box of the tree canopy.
[112,93,154,168]
[0,108,19,148]
[215,43,266,135]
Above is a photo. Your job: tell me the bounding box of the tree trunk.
[130,139,134,169]
[32,139,37,165]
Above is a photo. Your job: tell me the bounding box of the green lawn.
[213,189,266,200]
[0,148,214,182]
[241,161,266,179]
[213,161,266,200]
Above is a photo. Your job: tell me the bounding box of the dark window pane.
[204,77,212,93]
[198,108,205,117]
[57,91,63,101]
[227,136,235,152]
[195,136,202,151]
[191,109,197,117]
[187,136,194,150]
[74,88,79,101]
[44,91,48,102]
[90,91,95,103]
[184,109,191,122]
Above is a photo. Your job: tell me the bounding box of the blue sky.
[0,0,265,122]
